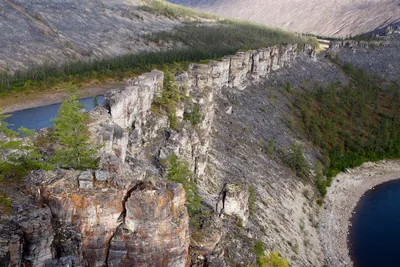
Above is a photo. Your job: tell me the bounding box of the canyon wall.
[0,42,317,267]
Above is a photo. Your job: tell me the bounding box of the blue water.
[4,95,105,131]
[349,179,400,267]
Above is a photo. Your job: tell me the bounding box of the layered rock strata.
[1,42,315,267]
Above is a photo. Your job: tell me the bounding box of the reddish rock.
[108,183,189,267]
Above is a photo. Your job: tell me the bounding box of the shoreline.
[319,160,400,267]
[0,82,125,113]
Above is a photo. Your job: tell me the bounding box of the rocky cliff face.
[0,42,318,267]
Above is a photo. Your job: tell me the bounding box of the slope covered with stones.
[169,0,400,37]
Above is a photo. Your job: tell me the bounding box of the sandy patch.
[319,160,400,266]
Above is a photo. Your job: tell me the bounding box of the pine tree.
[93,95,99,107]
[51,95,99,170]
[0,112,46,180]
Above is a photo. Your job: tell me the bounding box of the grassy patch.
[0,192,12,214]
[139,0,217,19]
[248,185,256,216]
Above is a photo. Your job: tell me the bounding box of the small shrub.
[237,217,243,228]
[253,241,265,259]
[283,82,292,93]
[0,193,12,214]
[259,252,289,267]
[184,105,203,126]
[248,185,256,216]
[267,140,275,155]
[167,154,202,215]
[286,142,310,179]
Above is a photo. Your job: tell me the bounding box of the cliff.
[2,22,400,267]
[0,42,318,267]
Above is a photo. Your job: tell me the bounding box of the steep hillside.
[169,0,400,37]
[0,0,180,72]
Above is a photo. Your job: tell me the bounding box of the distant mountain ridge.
[169,0,400,37]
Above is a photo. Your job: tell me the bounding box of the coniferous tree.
[51,95,99,170]
[0,112,46,180]
[93,95,99,107]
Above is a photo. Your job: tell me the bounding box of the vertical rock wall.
[2,43,315,267]
[107,183,189,267]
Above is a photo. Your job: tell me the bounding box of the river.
[349,179,400,267]
[4,95,105,131]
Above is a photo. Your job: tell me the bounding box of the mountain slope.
[169,0,400,37]
[0,0,179,72]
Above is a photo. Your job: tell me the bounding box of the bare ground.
[319,160,400,267]
[169,0,400,37]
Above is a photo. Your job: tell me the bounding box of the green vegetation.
[152,66,183,130]
[253,241,288,267]
[0,6,316,97]
[93,95,99,107]
[51,95,100,170]
[167,154,202,215]
[0,192,12,214]
[258,252,289,267]
[184,105,203,126]
[254,240,266,259]
[248,185,256,216]
[283,82,292,93]
[286,142,310,180]
[267,140,275,154]
[150,21,318,57]
[293,64,400,196]
[302,33,342,42]
[0,112,48,180]
[139,0,217,19]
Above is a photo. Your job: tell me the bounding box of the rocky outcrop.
[108,183,189,267]
[41,178,126,267]
[18,170,189,267]
[93,42,314,179]
[18,207,54,267]
[106,71,164,130]
[217,184,250,225]
[1,41,317,267]
[329,39,387,51]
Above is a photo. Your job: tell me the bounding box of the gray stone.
[217,183,250,225]
[94,170,108,182]
[78,171,93,189]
